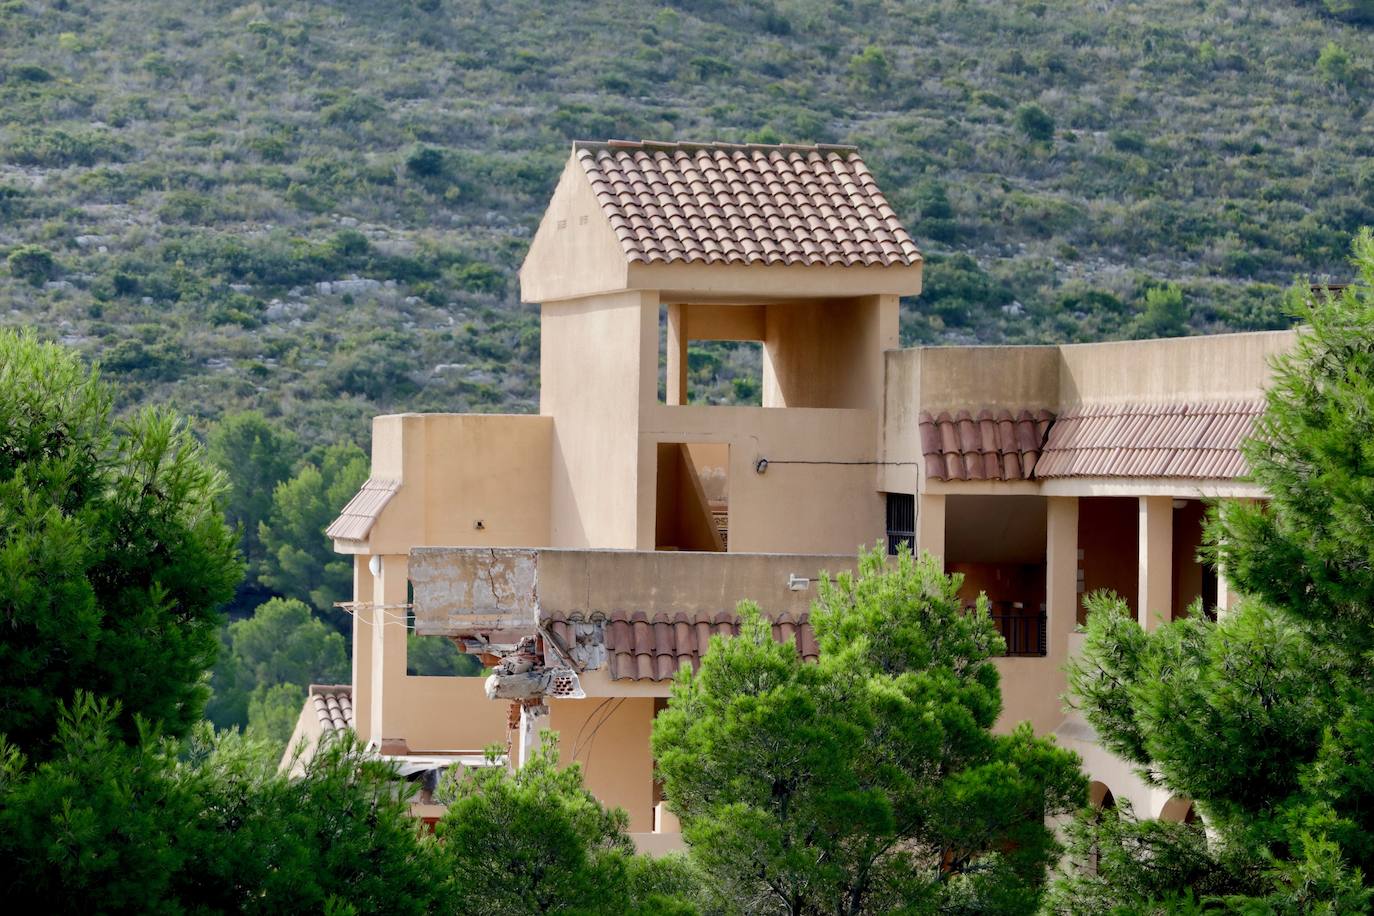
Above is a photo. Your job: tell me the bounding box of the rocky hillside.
[1,0,1370,444]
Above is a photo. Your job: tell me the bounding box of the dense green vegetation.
[0,327,688,913]
[1051,233,1374,910]
[0,329,241,757]
[1,0,1371,439]
[654,547,1085,913]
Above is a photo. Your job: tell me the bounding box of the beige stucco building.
[295,140,1294,848]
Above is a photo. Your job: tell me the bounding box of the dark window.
[886,493,915,555]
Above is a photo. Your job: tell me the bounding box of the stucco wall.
[762,295,896,410]
[381,675,510,753]
[903,345,1062,415]
[550,696,658,833]
[641,404,885,555]
[542,290,656,549]
[366,554,510,751]
[518,152,631,303]
[880,345,1060,495]
[280,698,326,778]
[367,413,553,554]
[888,331,1294,422]
[1058,329,1294,404]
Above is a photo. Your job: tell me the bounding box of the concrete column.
[666,302,688,406]
[351,555,375,740]
[655,803,681,834]
[1216,567,1240,620]
[518,704,549,767]
[369,554,411,748]
[1046,497,1080,659]
[917,493,945,567]
[1138,497,1173,630]
[1213,497,1254,620]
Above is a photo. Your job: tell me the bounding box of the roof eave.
[628,259,923,300]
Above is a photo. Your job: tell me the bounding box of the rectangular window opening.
[655,442,729,551]
[945,495,1048,657]
[685,341,762,406]
[886,493,915,556]
[406,607,483,677]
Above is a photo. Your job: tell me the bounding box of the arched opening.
[1087,781,1117,874]
[1088,781,1116,810]
[1158,795,1197,824]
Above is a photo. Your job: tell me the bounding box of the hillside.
[1,0,1371,445]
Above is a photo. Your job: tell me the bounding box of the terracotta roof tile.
[325,478,400,542]
[1035,400,1264,479]
[309,684,354,733]
[574,140,922,269]
[543,610,820,683]
[920,408,1054,482]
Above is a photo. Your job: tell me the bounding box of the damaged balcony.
[407,547,860,838]
[407,548,858,696]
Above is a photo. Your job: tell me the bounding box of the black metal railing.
[968,601,1047,657]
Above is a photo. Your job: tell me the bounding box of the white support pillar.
[351,555,375,741]
[518,704,549,767]
[1138,496,1173,630]
[1213,497,1255,620]
[1046,497,1080,659]
[917,493,945,568]
[666,302,688,406]
[1216,567,1240,619]
[369,554,410,749]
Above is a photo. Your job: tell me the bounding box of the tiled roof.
[1035,400,1264,479]
[325,478,400,541]
[920,408,1055,482]
[575,140,922,268]
[309,684,354,732]
[544,611,819,682]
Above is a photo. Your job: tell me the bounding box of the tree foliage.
[1134,282,1188,338]
[1056,231,1374,910]
[653,547,1085,915]
[0,328,241,756]
[206,596,349,740]
[258,442,368,613]
[435,734,698,915]
[207,410,301,571]
[230,597,350,691]
[408,631,483,676]
[0,697,442,913]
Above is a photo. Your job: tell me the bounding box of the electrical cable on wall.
[754,457,921,473]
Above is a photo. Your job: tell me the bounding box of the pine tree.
[653,547,1086,915]
[0,329,242,756]
[1053,230,1374,910]
[258,442,368,613]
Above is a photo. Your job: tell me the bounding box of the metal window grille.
[886,493,915,556]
